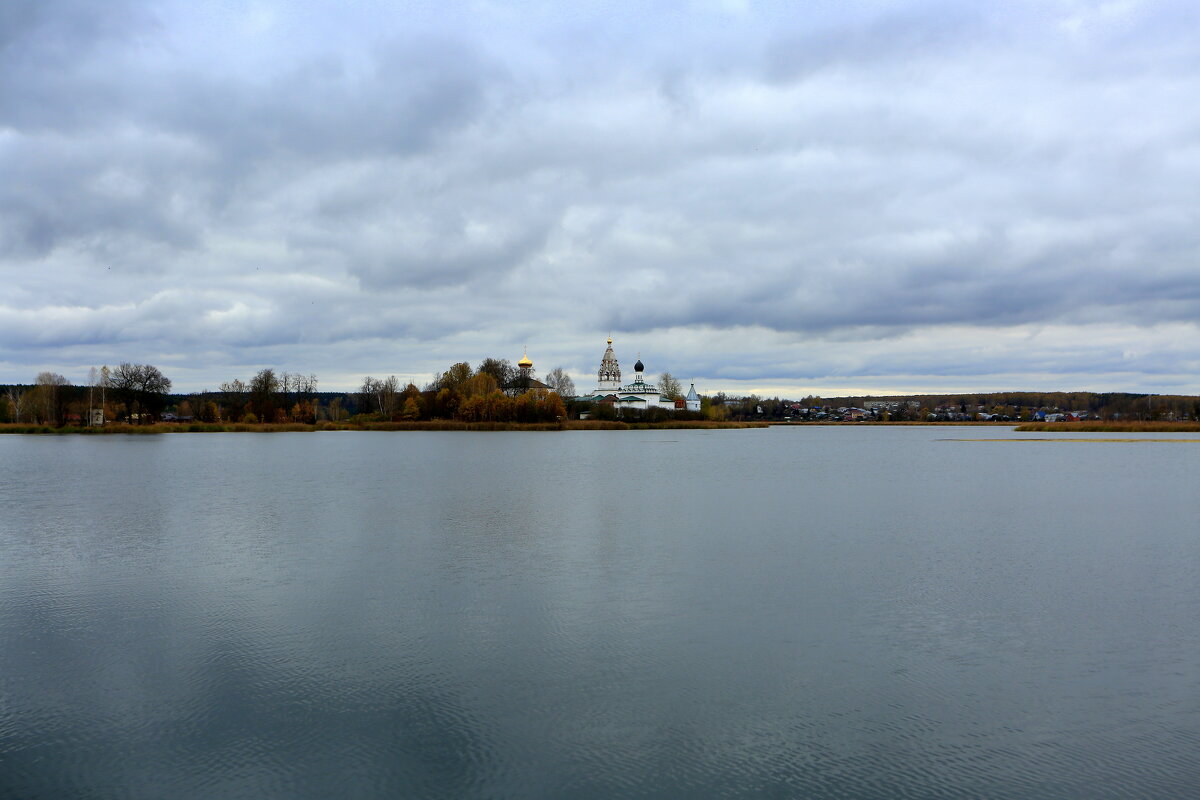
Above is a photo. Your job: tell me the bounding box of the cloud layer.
[3,0,1199,394]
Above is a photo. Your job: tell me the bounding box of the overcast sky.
[3,0,1199,396]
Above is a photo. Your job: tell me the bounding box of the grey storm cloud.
[3,0,1200,394]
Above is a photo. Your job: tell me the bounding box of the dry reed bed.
[1015,422,1200,432]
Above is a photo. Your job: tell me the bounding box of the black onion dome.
[634,358,644,372]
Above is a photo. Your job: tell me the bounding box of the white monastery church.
[579,337,701,412]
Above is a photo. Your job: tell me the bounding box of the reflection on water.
[2,428,1200,798]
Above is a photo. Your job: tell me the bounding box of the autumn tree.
[358,375,400,418]
[514,390,539,423]
[486,391,514,421]
[400,383,425,419]
[380,376,400,417]
[358,377,380,416]
[5,387,25,423]
[516,390,566,422]
[111,363,172,422]
[477,358,516,390]
[219,378,248,421]
[456,394,482,422]
[290,400,316,424]
[277,372,318,410]
[102,370,129,418]
[457,390,512,422]
[704,396,730,421]
[22,381,69,426]
[544,367,575,397]
[28,372,69,425]
[438,362,473,392]
[433,387,459,418]
[139,366,171,419]
[657,372,683,401]
[460,372,499,398]
[541,391,567,421]
[249,368,281,421]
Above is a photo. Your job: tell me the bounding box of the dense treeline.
[212,369,321,423]
[0,358,573,426]
[352,360,566,423]
[173,362,570,424]
[7,360,1199,427]
[1,363,172,426]
[203,359,578,424]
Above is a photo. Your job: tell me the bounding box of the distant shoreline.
[0,420,768,434]
[7,420,1196,434]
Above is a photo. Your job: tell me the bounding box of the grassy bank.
[0,420,766,434]
[1015,421,1200,432]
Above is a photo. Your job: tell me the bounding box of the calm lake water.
[2,426,1200,798]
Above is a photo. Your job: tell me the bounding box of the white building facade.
[581,337,694,412]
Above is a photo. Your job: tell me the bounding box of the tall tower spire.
[597,336,621,391]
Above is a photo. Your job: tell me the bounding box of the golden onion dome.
[518,349,533,368]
